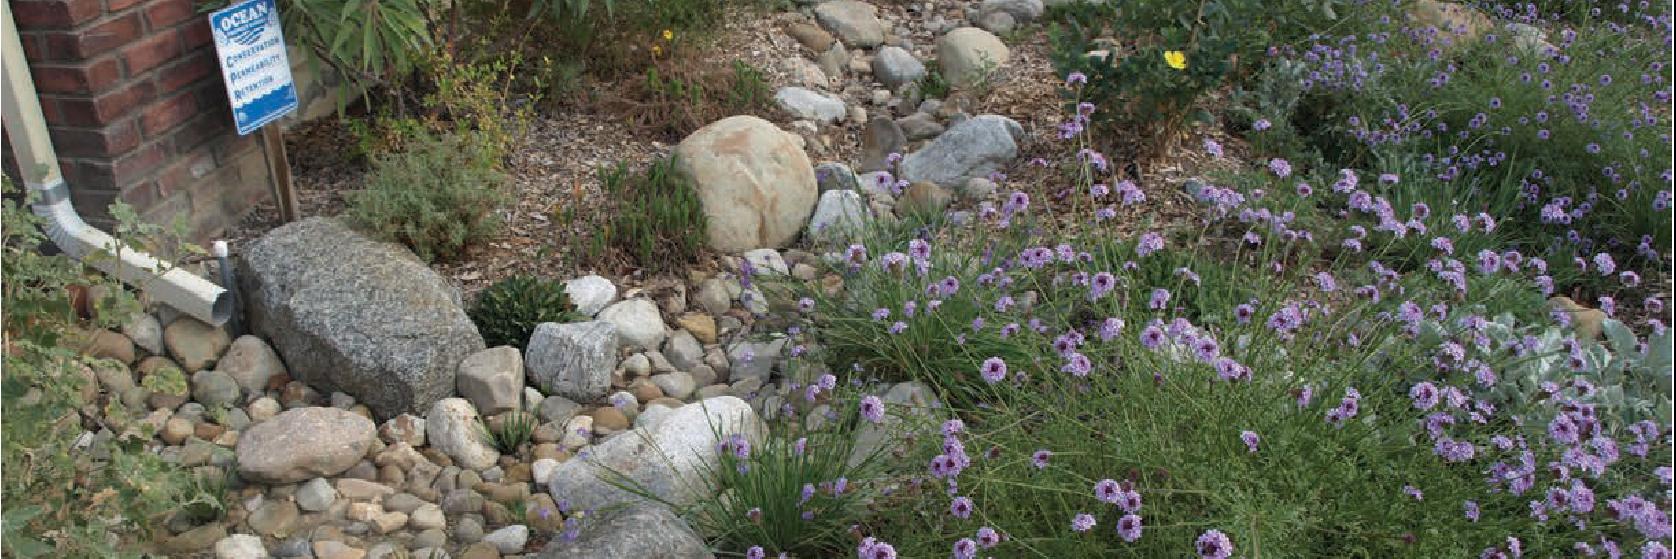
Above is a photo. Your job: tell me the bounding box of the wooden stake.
[258,124,299,223]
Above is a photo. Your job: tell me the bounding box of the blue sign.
[209,0,297,135]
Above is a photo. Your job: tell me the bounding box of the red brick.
[106,0,144,11]
[121,32,180,76]
[154,51,215,93]
[28,57,122,94]
[178,20,213,50]
[49,121,142,157]
[167,112,229,153]
[140,91,197,136]
[68,186,121,218]
[10,0,102,29]
[38,13,143,60]
[70,143,168,190]
[19,32,48,61]
[48,80,154,126]
[114,143,168,182]
[155,148,215,197]
[119,179,163,209]
[143,0,196,29]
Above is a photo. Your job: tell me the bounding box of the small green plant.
[346,131,509,262]
[469,275,582,349]
[140,365,189,397]
[917,68,951,100]
[479,411,539,454]
[3,179,226,556]
[589,156,707,272]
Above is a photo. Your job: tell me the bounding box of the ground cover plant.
[2,181,228,557]
[682,1,1675,557]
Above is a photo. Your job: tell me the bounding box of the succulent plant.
[469,276,581,350]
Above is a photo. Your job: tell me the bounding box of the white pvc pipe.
[3,2,232,326]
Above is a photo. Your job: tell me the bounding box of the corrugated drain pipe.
[3,2,232,326]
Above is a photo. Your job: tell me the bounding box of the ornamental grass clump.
[713,24,1669,555]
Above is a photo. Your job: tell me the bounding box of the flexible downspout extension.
[3,2,232,326]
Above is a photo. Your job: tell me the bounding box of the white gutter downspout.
[3,2,232,326]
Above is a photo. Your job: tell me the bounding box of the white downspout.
[3,1,232,326]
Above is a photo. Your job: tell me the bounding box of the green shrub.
[1234,2,1673,282]
[346,131,509,262]
[588,156,707,272]
[469,275,582,349]
[1047,0,1380,146]
[2,181,225,557]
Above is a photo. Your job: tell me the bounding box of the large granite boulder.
[239,218,485,419]
[674,116,818,253]
[900,115,1023,188]
[546,396,762,510]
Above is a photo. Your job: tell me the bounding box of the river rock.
[936,27,1010,87]
[427,398,500,471]
[597,299,666,350]
[237,407,376,483]
[814,0,884,48]
[563,275,616,317]
[457,346,524,415]
[220,335,286,395]
[525,321,618,402]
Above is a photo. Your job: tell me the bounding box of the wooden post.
[258,124,298,223]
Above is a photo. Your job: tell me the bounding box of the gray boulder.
[815,162,860,193]
[981,0,1044,22]
[457,346,524,415]
[936,27,1011,87]
[597,299,666,350]
[775,87,847,124]
[662,330,704,372]
[871,46,926,90]
[857,115,907,173]
[538,503,711,559]
[900,115,1023,187]
[563,275,617,317]
[726,339,786,386]
[428,398,500,471]
[192,369,241,408]
[525,321,618,403]
[814,0,884,48]
[220,335,286,395]
[850,381,939,466]
[237,407,376,483]
[808,190,868,241]
[545,396,762,510]
[239,218,484,419]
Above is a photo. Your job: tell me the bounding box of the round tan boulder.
[674,115,817,253]
[236,407,376,483]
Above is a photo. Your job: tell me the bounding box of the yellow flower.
[651,44,663,56]
[662,29,674,41]
[1163,50,1187,70]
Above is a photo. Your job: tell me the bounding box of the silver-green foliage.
[346,131,509,262]
[1465,314,1675,433]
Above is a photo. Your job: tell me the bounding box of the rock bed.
[83,1,1082,557]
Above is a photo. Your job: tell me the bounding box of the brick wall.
[11,0,273,238]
